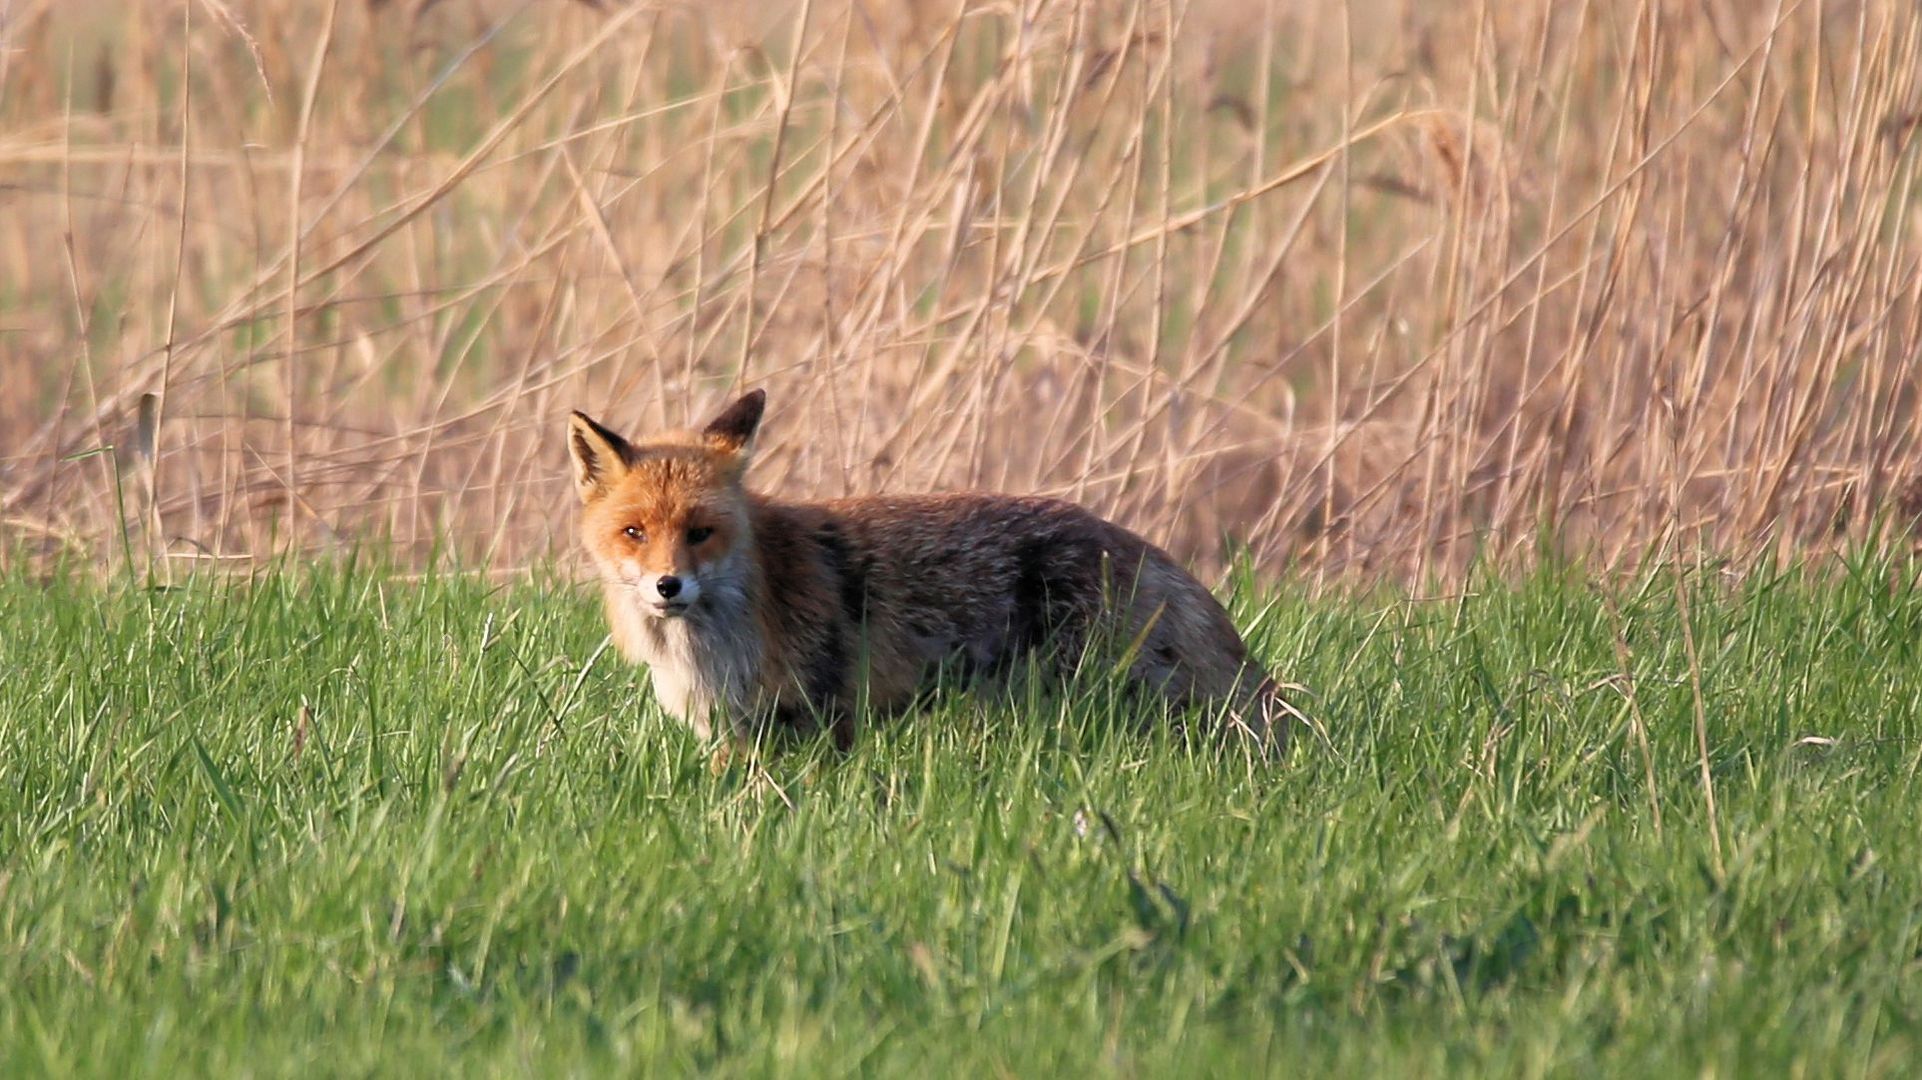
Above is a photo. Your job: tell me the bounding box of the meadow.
[1,558,1919,1074]
[4,0,1922,1074]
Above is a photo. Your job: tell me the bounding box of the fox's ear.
[701,389,766,457]
[567,411,632,502]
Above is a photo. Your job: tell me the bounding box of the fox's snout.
[596,545,711,616]
[641,571,702,616]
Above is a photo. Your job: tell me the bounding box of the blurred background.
[2,0,1919,582]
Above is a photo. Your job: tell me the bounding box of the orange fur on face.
[580,454,746,582]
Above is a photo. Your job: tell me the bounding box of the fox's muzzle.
[640,572,701,616]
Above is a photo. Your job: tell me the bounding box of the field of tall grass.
[3,559,1919,1074]
[4,0,1919,581]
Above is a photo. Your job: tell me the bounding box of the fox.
[568,389,1303,757]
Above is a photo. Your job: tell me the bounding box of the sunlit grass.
[2,558,1917,1074]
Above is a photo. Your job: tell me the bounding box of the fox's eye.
[686,526,714,545]
[622,525,645,543]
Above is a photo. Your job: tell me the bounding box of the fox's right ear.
[568,411,632,502]
[701,389,766,457]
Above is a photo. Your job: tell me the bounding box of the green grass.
[2,557,1919,1076]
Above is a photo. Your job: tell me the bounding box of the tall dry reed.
[2,0,1919,583]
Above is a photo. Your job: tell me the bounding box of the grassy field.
[2,559,1918,1075]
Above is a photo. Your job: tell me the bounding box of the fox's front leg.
[704,708,760,775]
[716,704,857,761]
[709,736,741,776]
[823,704,857,752]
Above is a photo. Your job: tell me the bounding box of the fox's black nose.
[656,575,683,599]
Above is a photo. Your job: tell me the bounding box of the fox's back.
[750,492,1256,717]
[784,492,1179,646]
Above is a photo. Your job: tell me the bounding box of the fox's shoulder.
[759,490,1112,538]
[750,491,1161,571]
[819,491,1107,528]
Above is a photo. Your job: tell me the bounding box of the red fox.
[569,390,1302,755]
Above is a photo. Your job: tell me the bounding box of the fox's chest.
[647,662,718,738]
[615,603,762,737]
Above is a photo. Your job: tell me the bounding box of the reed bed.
[3,0,1919,582]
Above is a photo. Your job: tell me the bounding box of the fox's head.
[568,390,765,620]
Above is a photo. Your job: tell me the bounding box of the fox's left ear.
[701,389,766,457]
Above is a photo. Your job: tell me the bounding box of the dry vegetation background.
[2,0,1920,583]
